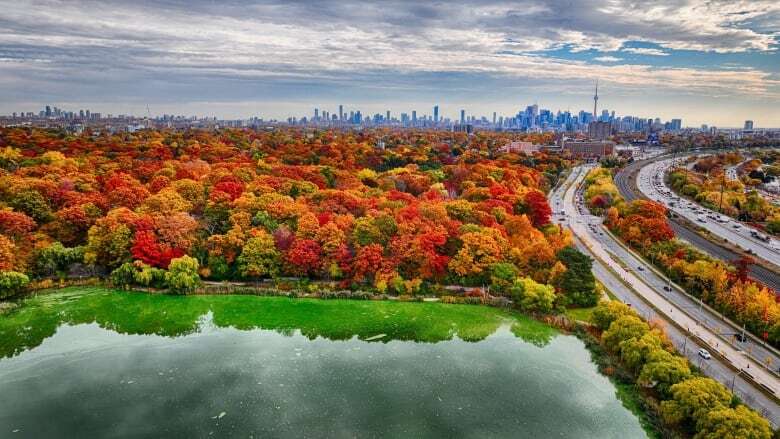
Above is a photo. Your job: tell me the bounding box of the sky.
[1,0,779,127]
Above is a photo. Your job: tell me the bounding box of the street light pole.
[730,370,743,393]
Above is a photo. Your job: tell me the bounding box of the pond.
[0,288,646,438]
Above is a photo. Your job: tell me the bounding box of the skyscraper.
[460,109,465,125]
[314,108,319,120]
[412,110,417,124]
[386,110,390,122]
[744,120,754,130]
[338,105,343,121]
[593,80,599,118]
[433,105,439,123]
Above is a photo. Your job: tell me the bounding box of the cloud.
[0,0,778,120]
[622,48,670,56]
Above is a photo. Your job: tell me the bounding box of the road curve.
[615,158,780,292]
[550,166,780,425]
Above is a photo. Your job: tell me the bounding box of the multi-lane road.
[549,164,780,425]
[615,158,780,291]
[638,157,780,267]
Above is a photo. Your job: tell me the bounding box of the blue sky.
[1,0,778,127]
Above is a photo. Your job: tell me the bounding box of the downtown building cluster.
[299,103,684,135]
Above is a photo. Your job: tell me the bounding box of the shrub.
[110,263,138,289]
[134,265,167,288]
[0,271,30,298]
[510,277,555,313]
[165,255,201,294]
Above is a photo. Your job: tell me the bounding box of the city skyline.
[7,98,691,132]
[1,1,778,126]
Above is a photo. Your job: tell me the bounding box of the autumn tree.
[693,405,771,439]
[660,377,732,429]
[285,239,322,276]
[523,190,552,227]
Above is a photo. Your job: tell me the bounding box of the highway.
[615,158,780,291]
[549,165,780,426]
[638,157,780,267]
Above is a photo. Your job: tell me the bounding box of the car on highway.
[698,349,711,360]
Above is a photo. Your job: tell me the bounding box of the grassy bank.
[0,286,557,358]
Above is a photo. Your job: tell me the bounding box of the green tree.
[638,349,692,396]
[238,232,280,278]
[490,262,518,296]
[165,255,201,294]
[110,262,138,289]
[592,300,638,331]
[556,247,598,306]
[352,217,383,246]
[602,315,649,353]
[0,271,29,299]
[510,277,556,313]
[252,211,279,232]
[134,264,166,288]
[206,254,231,280]
[694,405,771,439]
[9,190,52,223]
[619,330,665,373]
[34,242,84,276]
[660,377,732,428]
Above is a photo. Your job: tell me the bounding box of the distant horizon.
[2,1,778,127]
[5,101,773,130]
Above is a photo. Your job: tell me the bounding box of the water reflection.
[0,289,646,438]
[0,289,556,358]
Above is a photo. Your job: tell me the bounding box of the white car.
[698,349,711,360]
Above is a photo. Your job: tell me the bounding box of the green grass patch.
[564,306,597,323]
[0,287,558,359]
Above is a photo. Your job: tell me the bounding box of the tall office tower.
[593,80,599,117]
[45,105,52,117]
[339,105,343,121]
[670,119,682,131]
[412,110,417,124]
[744,120,754,130]
[314,108,319,120]
[460,109,465,125]
[386,110,390,122]
[433,105,439,123]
